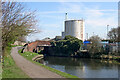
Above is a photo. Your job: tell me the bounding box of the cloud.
[58,3,82,13]
[83,7,117,39]
[57,0,119,2]
[84,8,117,28]
[41,24,61,28]
[26,2,118,41]
[36,9,117,15]
[37,3,117,28]
[37,14,64,20]
[88,9,117,12]
[6,0,119,2]
[35,3,83,14]
[27,29,61,41]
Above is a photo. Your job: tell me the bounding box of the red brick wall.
[27,41,51,52]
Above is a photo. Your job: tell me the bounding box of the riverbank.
[45,51,120,64]
[38,56,119,78]
[2,46,31,79]
[18,50,79,79]
[89,54,120,64]
[43,54,120,65]
[0,63,2,79]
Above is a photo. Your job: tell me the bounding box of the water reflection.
[37,57,119,78]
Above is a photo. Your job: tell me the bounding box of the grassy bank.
[0,63,2,79]
[93,54,120,63]
[18,50,79,79]
[2,46,31,79]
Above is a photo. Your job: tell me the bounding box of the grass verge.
[2,46,31,79]
[18,50,80,79]
[0,63,2,79]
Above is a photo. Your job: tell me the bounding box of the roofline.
[65,19,84,22]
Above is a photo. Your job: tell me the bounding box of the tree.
[118,27,120,42]
[117,27,120,55]
[87,35,102,57]
[107,27,120,55]
[17,36,26,42]
[51,35,83,56]
[2,2,38,53]
[107,27,118,42]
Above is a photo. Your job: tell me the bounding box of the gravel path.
[11,47,64,79]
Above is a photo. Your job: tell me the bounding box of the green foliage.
[51,35,83,56]
[50,41,56,46]
[0,63,1,79]
[19,50,39,60]
[2,46,30,78]
[10,45,23,48]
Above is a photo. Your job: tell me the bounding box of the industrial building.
[62,19,84,41]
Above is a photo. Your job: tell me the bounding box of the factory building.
[62,19,84,41]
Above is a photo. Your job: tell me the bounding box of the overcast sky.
[24,2,118,41]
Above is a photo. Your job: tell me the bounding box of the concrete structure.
[62,20,84,41]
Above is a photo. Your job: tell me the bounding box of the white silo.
[62,20,84,41]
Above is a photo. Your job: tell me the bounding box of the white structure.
[62,20,84,41]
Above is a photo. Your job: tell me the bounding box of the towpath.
[11,47,64,79]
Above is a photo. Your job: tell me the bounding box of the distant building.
[83,40,118,54]
[109,43,118,53]
[62,19,84,41]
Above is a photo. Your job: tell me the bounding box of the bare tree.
[17,36,26,42]
[118,27,120,55]
[118,27,120,42]
[87,35,102,57]
[107,28,118,42]
[107,27,120,55]
[2,2,38,53]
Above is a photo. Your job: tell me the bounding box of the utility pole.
[107,25,109,40]
[93,32,94,36]
[86,33,88,40]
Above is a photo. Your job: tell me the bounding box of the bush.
[50,35,83,56]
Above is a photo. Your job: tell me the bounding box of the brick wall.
[26,41,51,52]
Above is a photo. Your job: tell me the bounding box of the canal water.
[37,57,120,78]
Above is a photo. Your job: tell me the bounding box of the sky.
[24,2,118,41]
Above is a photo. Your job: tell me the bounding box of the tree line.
[86,27,120,57]
[46,27,120,57]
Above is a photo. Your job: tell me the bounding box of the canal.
[37,57,120,78]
